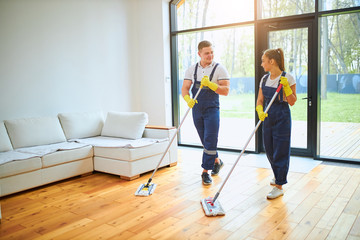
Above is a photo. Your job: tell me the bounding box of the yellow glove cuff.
[256,105,268,121]
[256,105,263,113]
[184,95,191,103]
[200,76,209,88]
[208,82,218,92]
[283,86,293,97]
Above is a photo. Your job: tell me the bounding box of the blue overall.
[262,72,291,185]
[191,63,220,170]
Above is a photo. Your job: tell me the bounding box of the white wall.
[0,0,132,121]
[0,0,172,125]
[130,0,172,126]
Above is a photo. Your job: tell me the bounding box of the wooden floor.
[1,149,360,240]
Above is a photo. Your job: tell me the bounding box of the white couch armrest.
[143,125,176,139]
[143,125,178,165]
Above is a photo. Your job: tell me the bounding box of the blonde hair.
[198,40,212,51]
[263,48,285,71]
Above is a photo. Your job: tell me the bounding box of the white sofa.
[0,111,177,197]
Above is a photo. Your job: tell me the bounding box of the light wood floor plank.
[34,218,93,240]
[264,220,298,240]
[349,213,360,237]
[127,216,179,240]
[316,196,350,230]
[304,227,330,240]
[249,202,298,239]
[284,207,326,239]
[344,182,360,216]
[327,213,357,240]
[1,148,360,239]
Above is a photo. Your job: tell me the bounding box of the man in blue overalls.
[182,40,230,185]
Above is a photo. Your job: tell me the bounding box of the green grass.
[217,92,360,122]
[320,92,360,122]
[179,92,360,122]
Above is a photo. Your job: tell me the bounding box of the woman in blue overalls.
[182,40,230,185]
[256,48,297,199]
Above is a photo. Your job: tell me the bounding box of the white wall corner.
[131,0,172,126]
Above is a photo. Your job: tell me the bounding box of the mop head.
[134,183,157,196]
[200,197,225,217]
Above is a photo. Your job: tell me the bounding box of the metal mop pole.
[144,86,203,186]
[212,84,283,203]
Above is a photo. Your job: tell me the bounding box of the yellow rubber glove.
[184,95,197,108]
[201,76,218,92]
[256,105,268,121]
[280,76,293,97]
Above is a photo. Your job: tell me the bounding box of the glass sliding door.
[268,28,309,150]
[260,21,314,156]
[319,12,360,161]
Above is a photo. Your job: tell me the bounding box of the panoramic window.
[319,12,360,160]
[171,0,360,161]
[259,0,315,19]
[176,0,254,31]
[320,0,360,11]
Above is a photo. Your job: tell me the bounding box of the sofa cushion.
[94,140,168,161]
[58,112,104,140]
[101,112,148,140]
[0,122,13,152]
[41,145,93,168]
[0,157,42,178]
[5,117,67,149]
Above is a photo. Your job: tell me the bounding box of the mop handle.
[212,84,283,203]
[147,86,203,183]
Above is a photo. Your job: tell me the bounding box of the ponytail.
[263,48,285,71]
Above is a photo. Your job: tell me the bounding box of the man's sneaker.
[211,159,224,176]
[267,187,284,199]
[270,178,276,186]
[201,172,212,185]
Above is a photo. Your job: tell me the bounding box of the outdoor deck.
[181,117,360,161]
[320,122,360,159]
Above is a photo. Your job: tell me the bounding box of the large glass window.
[176,0,254,31]
[320,0,360,11]
[320,12,360,160]
[259,0,315,19]
[178,26,255,150]
[171,0,360,162]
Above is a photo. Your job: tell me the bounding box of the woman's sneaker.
[267,187,284,199]
[201,172,212,185]
[211,159,224,176]
[270,178,276,186]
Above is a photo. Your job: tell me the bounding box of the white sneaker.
[270,178,276,186]
[267,187,284,199]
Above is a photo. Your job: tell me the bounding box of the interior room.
[0,0,359,239]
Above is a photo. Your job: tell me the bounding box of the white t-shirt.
[259,72,296,88]
[184,61,230,83]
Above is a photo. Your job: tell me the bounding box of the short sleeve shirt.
[184,61,230,84]
[259,72,296,88]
